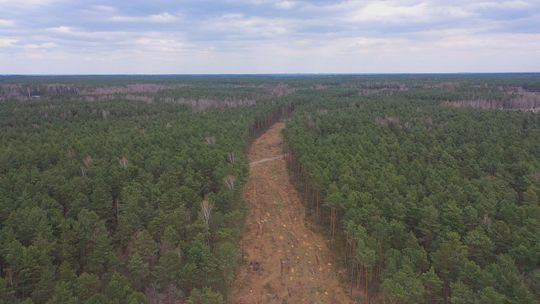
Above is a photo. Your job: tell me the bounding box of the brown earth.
[230,122,353,304]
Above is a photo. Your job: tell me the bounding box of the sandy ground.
[230,122,353,304]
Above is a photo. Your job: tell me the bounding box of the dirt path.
[230,122,353,304]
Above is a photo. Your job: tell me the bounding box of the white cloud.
[0,37,17,48]
[39,26,188,55]
[2,33,539,74]
[435,32,540,50]
[354,37,408,48]
[24,42,58,49]
[275,1,301,9]
[296,0,535,25]
[47,26,74,34]
[348,1,429,22]
[0,0,61,9]
[91,5,116,13]
[226,0,304,10]
[0,0,56,4]
[472,0,532,10]
[134,33,186,52]
[110,13,180,23]
[203,14,294,37]
[0,19,15,27]
[1,0,540,73]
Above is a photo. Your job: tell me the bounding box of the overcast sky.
[1,0,539,74]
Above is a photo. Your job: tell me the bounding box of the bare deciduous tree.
[119,157,129,169]
[200,198,213,227]
[223,175,236,191]
[227,152,236,164]
[81,155,93,176]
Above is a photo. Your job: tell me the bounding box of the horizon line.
[2,72,540,77]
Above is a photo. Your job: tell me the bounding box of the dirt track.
[230,122,353,304]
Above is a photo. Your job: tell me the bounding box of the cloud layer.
[1,0,539,74]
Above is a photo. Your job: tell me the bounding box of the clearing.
[230,122,353,304]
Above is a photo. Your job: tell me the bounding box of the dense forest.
[0,77,291,304]
[284,79,540,303]
[1,74,540,303]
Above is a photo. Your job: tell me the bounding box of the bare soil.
[230,122,353,304]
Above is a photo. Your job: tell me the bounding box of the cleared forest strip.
[230,122,352,304]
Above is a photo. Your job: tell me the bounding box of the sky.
[0,0,540,74]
